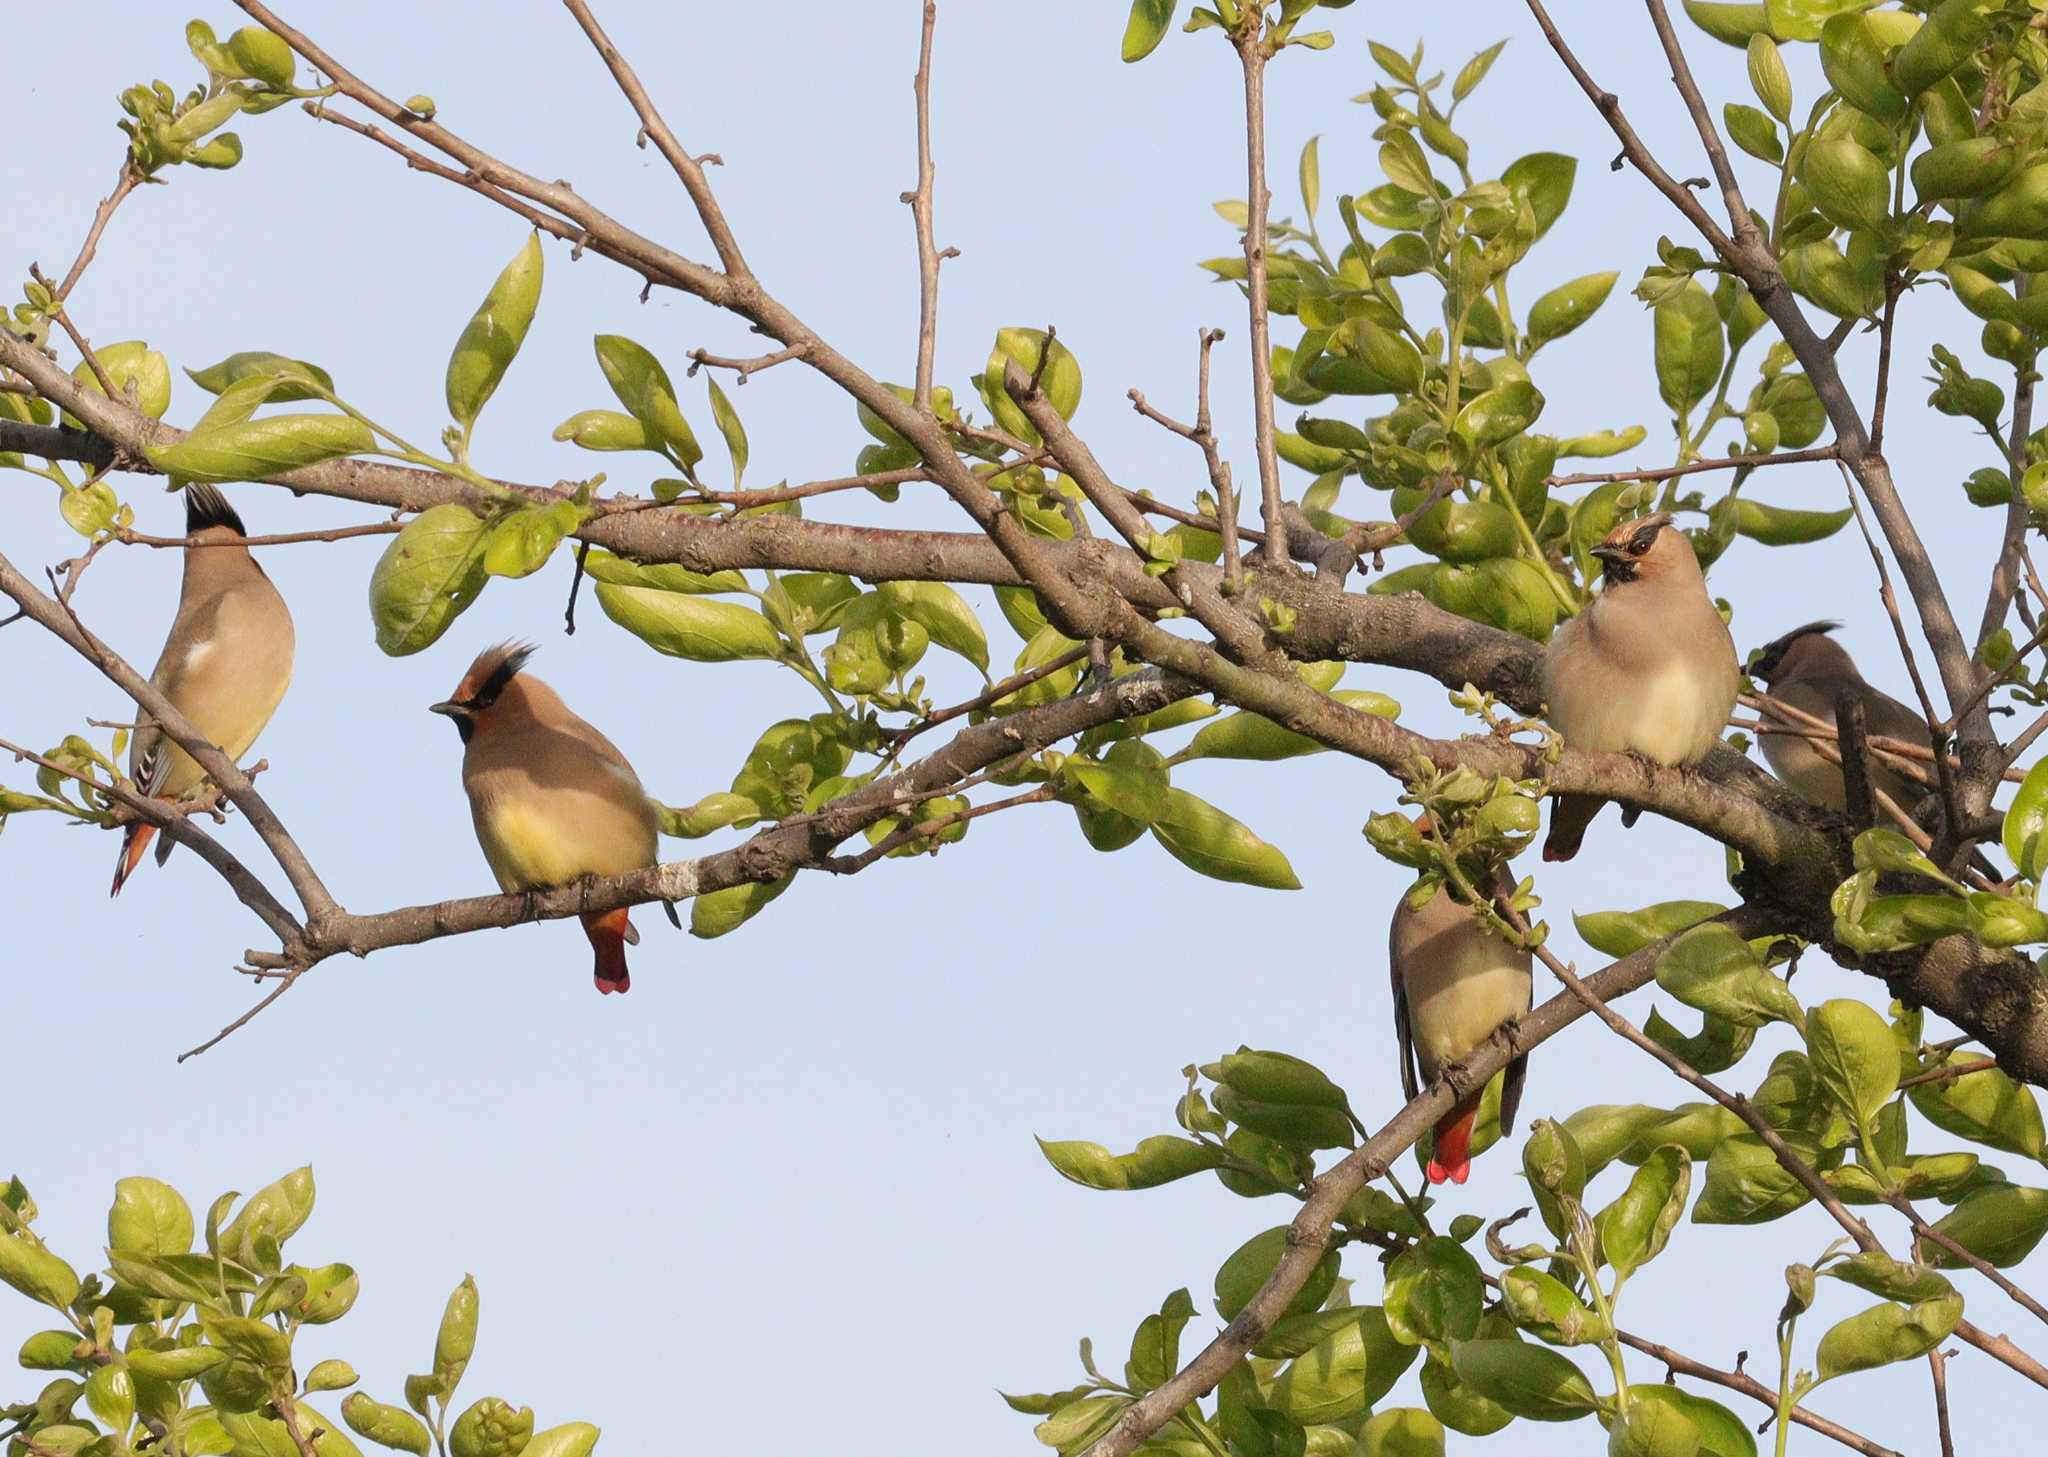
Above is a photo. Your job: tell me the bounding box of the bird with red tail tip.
[113,483,295,896]
[431,642,678,994]
[1388,820,1533,1185]
[1539,513,1739,862]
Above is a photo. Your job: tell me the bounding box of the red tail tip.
[594,972,630,995]
[1428,1098,1480,1186]
[110,823,156,897]
[582,907,635,996]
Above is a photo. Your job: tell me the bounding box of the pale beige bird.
[1540,513,1740,861]
[1747,621,1935,812]
[112,483,295,895]
[431,643,674,994]
[1390,852,1533,1185]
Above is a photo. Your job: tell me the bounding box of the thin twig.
[684,342,809,380]
[903,1,951,412]
[1887,1190,2048,1331]
[819,785,1053,874]
[181,970,304,1064]
[564,539,591,635]
[1545,445,1838,489]
[1895,1056,1998,1091]
[1929,1347,1955,1457]
[1231,14,1286,567]
[116,521,405,550]
[884,646,1091,753]
[1613,1330,1901,1457]
[1979,365,2037,648]
[50,161,143,302]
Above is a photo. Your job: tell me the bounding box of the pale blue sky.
[5,3,2040,1453]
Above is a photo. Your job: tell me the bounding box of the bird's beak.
[1590,543,1629,566]
[429,700,466,717]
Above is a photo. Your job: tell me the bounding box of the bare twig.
[564,539,591,635]
[1979,365,2037,648]
[1614,1330,1900,1457]
[1231,15,1286,567]
[884,646,1091,753]
[1131,328,1243,589]
[1836,688,1875,830]
[1889,1190,2048,1332]
[903,1,951,411]
[49,161,144,303]
[685,342,809,380]
[116,521,404,550]
[1641,0,1756,246]
[1929,1347,1955,1457]
[1895,1056,1998,1091]
[31,264,119,402]
[557,0,749,275]
[1545,445,1839,489]
[819,785,1054,874]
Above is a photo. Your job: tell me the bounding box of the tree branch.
[1232,15,1286,567]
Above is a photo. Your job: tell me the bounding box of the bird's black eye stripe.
[1629,526,1657,555]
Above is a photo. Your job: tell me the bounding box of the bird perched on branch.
[112,483,295,896]
[1747,621,1936,814]
[431,642,675,994]
[1540,513,1739,861]
[1389,847,1532,1186]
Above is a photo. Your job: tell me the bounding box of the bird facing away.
[1748,621,1935,812]
[112,484,295,895]
[1389,857,1533,1185]
[1539,513,1740,861]
[431,643,672,994]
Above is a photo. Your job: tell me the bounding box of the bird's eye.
[1629,529,1656,555]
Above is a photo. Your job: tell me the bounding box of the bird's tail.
[111,822,157,897]
[581,906,635,995]
[1542,793,1605,863]
[1426,1094,1483,1186]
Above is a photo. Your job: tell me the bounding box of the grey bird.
[1747,621,1937,813]
[1540,513,1740,861]
[1389,850,1533,1185]
[112,484,295,895]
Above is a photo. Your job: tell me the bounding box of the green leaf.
[85,1363,135,1435]
[580,547,745,596]
[186,352,335,401]
[449,1397,533,1457]
[552,408,654,452]
[202,1313,292,1375]
[1034,1396,1128,1453]
[368,505,490,656]
[1299,135,1321,220]
[127,1344,229,1381]
[1,1234,87,1310]
[481,500,581,579]
[1500,1266,1611,1345]
[342,1394,433,1456]
[2004,756,2048,881]
[1383,1237,1484,1347]
[108,1177,194,1258]
[1907,1055,2046,1159]
[1447,1339,1601,1421]
[1523,1117,1588,1237]
[1036,1135,1224,1192]
[1219,1050,1349,1110]
[877,581,989,672]
[705,376,748,486]
[227,25,295,88]
[512,1425,598,1457]
[1214,1227,1340,1320]
[1653,282,1724,416]
[59,480,123,539]
[1801,137,1891,232]
[1121,0,1177,62]
[66,340,171,422]
[984,328,1083,445]
[1824,1251,1955,1304]
[17,1329,85,1371]
[1527,272,1618,348]
[1269,1309,1417,1424]
[1805,998,1900,1135]
[1732,500,1852,545]
[1654,924,1803,1030]
[1574,900,1725,957]
[1723,103,1782,164]
[306,1360,360,1394]
[1149,788,1300,889]
[1607,1390,1702,1457]
[596,583,784,661]
[1454,41,1508,103]
[433,1274,478,1394]
[1927,1185,2048,1268]
[1126,1288,1197,1392]
[1815,1294,1964,1380]
[594,334,702,471]
[146,414,374,484]
[1452,380,1544,451]
[446,232,543,433]
[1748,35,1792,121]
[1692,1134,1811,1224]
[690,875,793,938]
[1360,1407,1447,1457]
[1501,153,1576,241]
[1596,1144,1692,1277]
